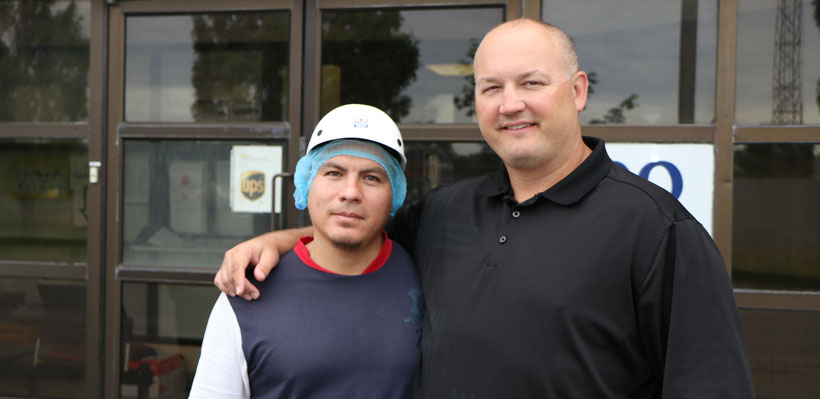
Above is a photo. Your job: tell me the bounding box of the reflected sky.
[544,0,718,125]
[125,8,502,123]
[398,8,501,123]
[736,0,820,125]
[320,7,502,124]
[119,2,819,125]
[125,13,288,122]
[126,16,196,121]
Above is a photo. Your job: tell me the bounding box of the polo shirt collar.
[476,136,613,206]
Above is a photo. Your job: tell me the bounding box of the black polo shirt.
[388,137,753,398]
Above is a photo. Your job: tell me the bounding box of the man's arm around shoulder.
[215,227,312,300]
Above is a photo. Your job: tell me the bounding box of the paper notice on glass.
[230,145,283,213]
[169,160,206,234]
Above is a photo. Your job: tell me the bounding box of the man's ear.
[571,71,589,112]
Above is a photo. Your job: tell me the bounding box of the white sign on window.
[169,160,206,234]
[230,146,284,213]
[606,143,714,236]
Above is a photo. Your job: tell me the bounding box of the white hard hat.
[307,104,406,170]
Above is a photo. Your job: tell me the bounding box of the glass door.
[104,1,302,398]
[0,1,104,398]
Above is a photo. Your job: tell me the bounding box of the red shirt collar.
[293,231,392,275]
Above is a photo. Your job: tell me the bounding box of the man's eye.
[524,81,544,87]
[325,170,342,177]
[364,175,381,183]
[480,85,501,94]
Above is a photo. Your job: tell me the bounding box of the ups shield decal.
[241,171,265,201]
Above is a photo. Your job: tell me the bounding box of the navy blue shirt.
[229,238,423,399]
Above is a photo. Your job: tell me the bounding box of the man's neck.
[305,234,384,276]
[507,140,592,203]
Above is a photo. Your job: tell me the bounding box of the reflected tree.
[814,0,820,116]
[586,70,640,124]
[735,143,815,178]
[321,11,419,122]
[190,13,289,122]
[453,39,479,118]
[0,0,88,122]
[405,142,500,203]
[587,71,598,96]
[589,94,639,124]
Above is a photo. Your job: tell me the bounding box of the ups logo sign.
[241,171,265,201]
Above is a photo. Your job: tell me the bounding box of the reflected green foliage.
[429,142,500,180]
[732,143,820,291]
[321,10,419,122]
[586,71,598,96]
[0,1,88,122]
[814,0,820,116]
[404,142,500,203]
[734,143,815,178]
[815,0,820,27]
[586,65,639,125]
[580,71,599,114]
[453,39,479,117]
[190,13,289,122]
[589,94,639,124]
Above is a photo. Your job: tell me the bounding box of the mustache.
[328,205,367,219]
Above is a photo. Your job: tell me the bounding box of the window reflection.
[0,1,90,122]
[320,7,502,123]
[0,139,88,262]
[733,143,820,290]
[121,282,217,398]
[739,308,820,397]
[125,12,289,122]
[542,0,718,125]
[404,142,501,203]
[123,140,284,268]
[737,0,820,125]
[0,278,86,398]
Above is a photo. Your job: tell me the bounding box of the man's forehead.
[475,23,556,61]
[322,154,387,174]
[476,69,550,82]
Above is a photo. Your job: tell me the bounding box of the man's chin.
[330,238,363,251]
[501,153,542,169]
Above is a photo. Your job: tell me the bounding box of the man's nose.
[339,177,363,202]
[499,86,525,115]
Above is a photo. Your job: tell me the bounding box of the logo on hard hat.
[353,117,368,128]
[241,171,265,201]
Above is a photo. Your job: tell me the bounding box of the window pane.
[123,140,284,268]
[125,12,289,122]
[542,0,717,125]
[736,0,820,125]
[0,1,90,122]
[120,282,217,398]
[740,308,820,397]
[320,7,503,123]
[0,278,86,398]
[0,139,88,262]
[733,143,820,290]
[404,141,501,203]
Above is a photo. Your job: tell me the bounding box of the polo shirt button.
[498,235,507,244]
[512,210,520,218]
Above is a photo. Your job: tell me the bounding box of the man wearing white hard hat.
[189,104,423,399]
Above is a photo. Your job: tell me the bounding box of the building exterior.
[0,0,818,397]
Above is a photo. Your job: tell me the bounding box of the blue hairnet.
[293,139,407,216]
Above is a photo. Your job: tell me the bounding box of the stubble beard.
[330,237,362,251]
